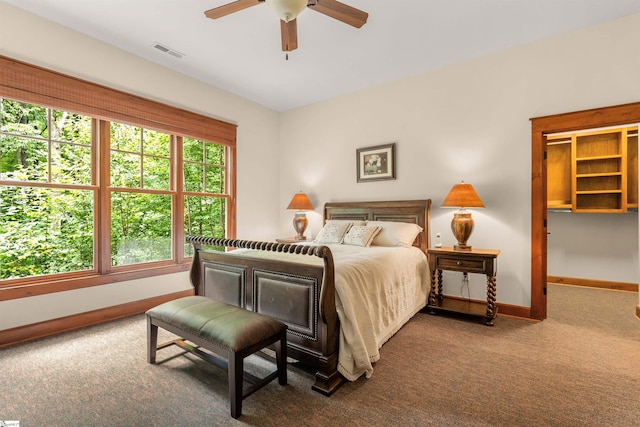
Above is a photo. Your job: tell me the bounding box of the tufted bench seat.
[146,296,287,418]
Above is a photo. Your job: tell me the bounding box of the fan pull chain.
[286,44,289,61]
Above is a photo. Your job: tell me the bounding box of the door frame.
[530,101,640,320]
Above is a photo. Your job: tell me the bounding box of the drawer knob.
[456,261,462,266]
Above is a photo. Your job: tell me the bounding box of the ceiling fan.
[204,0,368,53]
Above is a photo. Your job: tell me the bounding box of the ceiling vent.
[152,43,185,59]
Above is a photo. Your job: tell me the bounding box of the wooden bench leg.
[229,350,243,419]
[276,332,287,385]
[147,317,158,364]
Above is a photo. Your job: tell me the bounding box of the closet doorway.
[530,101,640,320]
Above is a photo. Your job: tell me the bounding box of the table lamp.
[287,192,314,240]
[442,182,485,251]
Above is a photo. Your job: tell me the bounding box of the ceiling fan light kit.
[204,0,368,53]
[265,0,308,23]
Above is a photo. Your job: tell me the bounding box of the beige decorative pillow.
[315,222,352,244]
[342,225,382,247]
[368,221,423,247]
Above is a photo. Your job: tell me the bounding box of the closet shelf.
[576,189,622,195]
[576,154,622,162]
[576,172,622,178]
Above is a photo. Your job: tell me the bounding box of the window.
[182,137,227,257]
[109,123,173,266]
[0,100,95,279]
[0,56,236,300]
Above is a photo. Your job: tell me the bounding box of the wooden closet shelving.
[547,126,638,213]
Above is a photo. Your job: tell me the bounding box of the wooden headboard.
[323,199,431,253]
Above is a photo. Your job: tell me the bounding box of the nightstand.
[427,247,500,326]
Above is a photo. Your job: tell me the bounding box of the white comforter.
[327,244,429,380]
[231,244,430,381]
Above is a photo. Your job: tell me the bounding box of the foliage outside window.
[109,123,173,266]
[0,100,95,278]
[183,137,226,257]
[0,98,232,285]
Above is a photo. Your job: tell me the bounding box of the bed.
[186,199,431,395]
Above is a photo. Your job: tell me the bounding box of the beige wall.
[277,13,640,306]
[0,3,281,329]
[547,211,638,284]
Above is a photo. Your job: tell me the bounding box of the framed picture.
[356,142,396,183]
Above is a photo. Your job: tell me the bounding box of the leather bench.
[146,295,287,418]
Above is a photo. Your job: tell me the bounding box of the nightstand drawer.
[435,256,487,273]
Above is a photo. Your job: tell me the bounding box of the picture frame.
[356,142,396,183]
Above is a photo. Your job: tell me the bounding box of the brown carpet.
[1,284,639,427]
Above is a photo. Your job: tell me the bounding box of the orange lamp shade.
[442,183,485,209]
[287,193,314,211]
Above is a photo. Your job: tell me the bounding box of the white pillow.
[342,225,382,247]
[367,221,423,247]
[315,222,352,244]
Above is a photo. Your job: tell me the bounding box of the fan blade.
[309,0,368,28]
[280,19,298,52]
[204,0,263,19]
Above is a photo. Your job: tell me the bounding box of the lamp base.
[451,211,475,251]
[453,243,472,251]
[292,212,308,241]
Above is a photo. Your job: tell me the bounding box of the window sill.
[0,262,192,301]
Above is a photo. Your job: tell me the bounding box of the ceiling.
[6,0,640,112]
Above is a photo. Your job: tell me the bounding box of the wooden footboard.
[185,236,342,396]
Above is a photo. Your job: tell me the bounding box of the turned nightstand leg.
[429,268,437,308]
[485,274,497,326]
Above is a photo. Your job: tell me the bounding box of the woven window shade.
[0,56,236,146]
